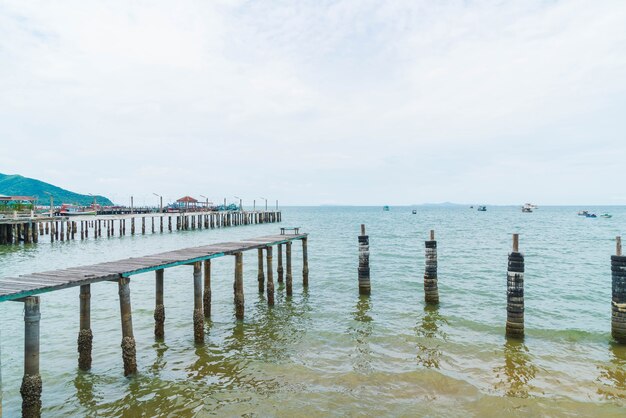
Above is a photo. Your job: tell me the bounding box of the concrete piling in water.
[203,260,211,318]
[266,246,275,306]
[258,248,265,293]
[277,244,284,284]
[118,277,137,376]
[424,230,439,304]
[193,262,204,344]
[302,237,309,287]
[142,217,145,235]
[21,296,42,418]
[154,269,165,340]
[611,236,626,343]
[78,285,93,371]
[234,252,244,320]
[358,224,371,295]
[286,241,293,296]
[506,234,525,339]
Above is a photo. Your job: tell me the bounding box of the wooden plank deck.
[0,233,307,302]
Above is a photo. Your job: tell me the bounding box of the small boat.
[412,209,417,214]
[522,203,533,213]
[58,204,97,216]
[477,206,487,211]
[585,212,597,218]
[577,210,589,216]
[383,205,390,211]
[470,205,474,209]
[600,213,612,218]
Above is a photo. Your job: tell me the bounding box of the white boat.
[58,204,97,216]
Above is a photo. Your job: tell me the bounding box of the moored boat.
[477,205,486,211]
[600,213,612,218]
[57,204,97,216]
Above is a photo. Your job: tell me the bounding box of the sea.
[0,205,625,417]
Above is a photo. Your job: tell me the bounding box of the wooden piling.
[203,260,211,318]
[142,217,145,235]
[302,237,309,287]
[358,224,371,295]
[234,252,244,320]
[266,246,275,306]
[258,248,265,293]
[506,234,524,339]
[118,277,137,376]
[131,218,135,235]
[78,285,93,371]
[20,296,41,418]
[154,269,165,340]
[611,236,626,343]
[193,262,204,344]
[424,229,439,304]
[277,244,284,284]
[286,241,293,296]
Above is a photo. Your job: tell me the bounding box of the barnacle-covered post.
[424,230,439,304]
[358,224,371,295]
[506,234,524,339]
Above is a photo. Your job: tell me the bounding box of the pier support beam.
[358,224,371,295]
[20,296,41,418]
[234,252,244,320]
[506,234,524,339]
[266,246,275,306]
[78,285,93,371]
[118,278,137,376]
[424,230,439,304]
[302,237,309,287]
[258,248,265,293]
[277,244,284,284]
[612,236,626,343]
[286,242,293,296]
[203,260,211,318]
[154,269,165,340]
[193,262,204,344]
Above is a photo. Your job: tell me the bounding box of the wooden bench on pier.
[280,226,300,235]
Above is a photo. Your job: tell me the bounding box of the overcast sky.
[1,0,625,206]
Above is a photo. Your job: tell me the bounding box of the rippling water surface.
[1,206,626,416]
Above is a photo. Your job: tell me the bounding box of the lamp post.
[153,193,163,213]
[259,197,268,212]
[44,191,53,217]
[200,195,209,211]
[234,196,242,211]
[130,196,134,214]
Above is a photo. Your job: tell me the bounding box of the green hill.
[0,173,113,206]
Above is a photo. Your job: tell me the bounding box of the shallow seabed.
[1,206,625,417]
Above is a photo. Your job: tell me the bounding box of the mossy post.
[506,234,524,339]
[21,296,41,418]
[611,236,626,343]
[193,262,204,344]
[154,269,165,340]
[118,277,137,376]
[78,284,93,371]
[277,244,284,284]
[358,224,371,295]
[258,248,265,293]
[234,252,244,320]
[286,241,293,296]
[203,260,211,318]
[424,230,439,304]
[266,246,275,306]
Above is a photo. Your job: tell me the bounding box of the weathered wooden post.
[506,234,524,339]
[118,277,137,376]
[424,230,439,304]
[358,224,371,295]
[203,260,211,318]
[302,237,309,287]
[258,248,265,293]
[141,217,145,234]
[266,246,275,306]
[277,244,284,284]
[234,252,244,320]
[612,236,626,343]
[60,220,65,241]
[154,269,165,340]
[131,218,135,235]
[168,216,172,232]
[286,241,293,296]
[193,262,204,344]
[78,285,93,371]
[21,296,41,418]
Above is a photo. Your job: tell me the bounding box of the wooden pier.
[0,231,307,417]
[0,210,281,245]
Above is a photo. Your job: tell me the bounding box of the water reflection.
[597,342,626,400]
[414,305,447,369]
[150,342,169,375]
[349,295,373,373]
[494,339,537,397]
[73,373,98,411]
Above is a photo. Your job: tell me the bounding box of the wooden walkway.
[0,233,306,302]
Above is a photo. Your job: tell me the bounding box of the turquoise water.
[1,206,625,416]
